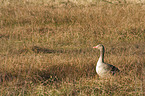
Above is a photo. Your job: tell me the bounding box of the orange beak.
[93,46,98,48]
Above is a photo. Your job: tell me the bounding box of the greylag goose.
[93,44,120,77]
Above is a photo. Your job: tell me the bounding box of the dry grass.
[0,0,145,95]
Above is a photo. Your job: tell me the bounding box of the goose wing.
[108,64,120,75]
[104,63,120,75]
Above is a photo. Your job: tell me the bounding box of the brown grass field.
[0,0,145,95]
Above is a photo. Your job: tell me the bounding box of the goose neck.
[99,49,104,63]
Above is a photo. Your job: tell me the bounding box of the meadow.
[0,0,145,95]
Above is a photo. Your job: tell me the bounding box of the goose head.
[93,44,104,51]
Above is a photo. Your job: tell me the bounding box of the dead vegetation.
[0,0,145,95]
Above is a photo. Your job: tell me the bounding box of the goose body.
[93,44,120,77]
